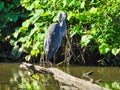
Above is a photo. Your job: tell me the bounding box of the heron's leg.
[53,54,56,66]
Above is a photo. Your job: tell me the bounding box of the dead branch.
[20,62,109,90]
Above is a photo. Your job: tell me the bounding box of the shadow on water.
[0,63,120,90]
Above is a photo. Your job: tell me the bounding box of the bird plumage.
[44,12,67,62]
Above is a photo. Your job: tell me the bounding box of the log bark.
[20,62,109,90]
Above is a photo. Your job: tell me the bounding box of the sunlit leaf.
[41,12,50,17]
[99,44,111,54]
[30,9,44,24]
[32,74,39,80]
[89,28,97,36]
[28,28,38,37]
[13,28,20,38]
[53,15,57,22]
[25,55,31,61]
[34,23,43,28]
[31,50,36,56]
[81,1,85,8]
[20,27,28,33]
[22,20,30,28]
[26,82,32,89]
[67,12,73,20]
[27,41,32,47]
[63,0,66,7]
[112,48,120,56]
[34,0,40,9]
[90,7,97,13]
[111,82,120,89]
[69,0,75,6]
[70,30,76,37]
[18,37,28,43]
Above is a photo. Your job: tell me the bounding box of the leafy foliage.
[79,0,120,56]
[0,0,28,40]
[0,0,29,61]
[101,81,120,90]
[0,0,120,63]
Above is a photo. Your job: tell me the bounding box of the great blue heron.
[44,12,67,65]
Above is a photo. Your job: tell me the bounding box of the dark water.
[0,63,120,90]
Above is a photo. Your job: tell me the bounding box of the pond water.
[0,63,120,90]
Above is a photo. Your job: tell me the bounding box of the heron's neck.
[59,20,67,37]
[59,20,66,28]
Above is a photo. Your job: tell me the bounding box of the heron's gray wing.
[44,23,61,60]
[44,23,60,50]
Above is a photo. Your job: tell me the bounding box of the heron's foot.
[40,61,52,67]
[47,61,52,67]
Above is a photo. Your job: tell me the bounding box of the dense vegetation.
[0,0,120,65]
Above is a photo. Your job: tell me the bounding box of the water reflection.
[0,63,120,90]
[0,63,19,90]
[59,66,120,82]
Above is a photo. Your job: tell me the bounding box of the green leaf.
[22,20,30,28]
[111,82,120,89]
[34,0,40,9]
[67,12,73,20]
[90,7,97,13]
[25,55,31,61]
[78,14,86,21]
[99,44,111,54]
[7,12,19,22]
[41,12,50,17]
[28,28,38,37]
[13,28,20,38]
[11,45,19,56]
[81,1,85,9]
[26,82,32,89]
[18,37,28,43]
[112,48,120,56]
[0,1,4,11]
[13,0,20,5]
[89,28,97,36]
[81,35,93,47]
[70,30,76,37]
[34,23,43,28]
[53,15,57,22]
[20,27,28,33]
[12,13,18,22]
[31,50,36,56]
[32,74,39,80]
[30,9,44,24]
[69,0,75,6]
[63,0,67,7]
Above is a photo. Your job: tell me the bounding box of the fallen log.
[20,62,109,90]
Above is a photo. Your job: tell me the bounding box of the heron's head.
[57,12,67,23]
